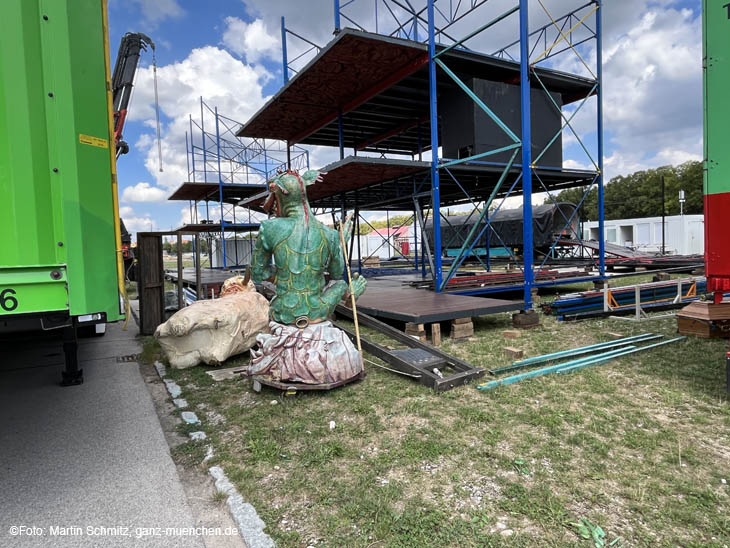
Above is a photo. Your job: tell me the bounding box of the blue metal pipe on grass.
[556,336,686,374]
[509,333,660,368]
[478,346,636,391]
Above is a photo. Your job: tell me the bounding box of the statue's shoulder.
[259,218,294,247]
[260,217,295,232]
[319,222,338,238]
[316,222,340,247]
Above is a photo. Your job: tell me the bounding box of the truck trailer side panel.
[0,0,122,321]
[703,0,730,295]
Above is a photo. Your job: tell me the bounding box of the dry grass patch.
[143,290,730,548]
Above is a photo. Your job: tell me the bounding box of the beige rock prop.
[155,276,270,369]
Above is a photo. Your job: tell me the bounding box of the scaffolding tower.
[237,0,605,309]
[167,98,309,267]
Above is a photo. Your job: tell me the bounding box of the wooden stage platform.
[165,267,246,297]
[165,270,522,323]
[355,276,522,324]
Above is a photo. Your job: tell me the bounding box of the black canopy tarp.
[425,202,578,251]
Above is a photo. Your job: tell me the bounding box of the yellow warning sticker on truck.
[79,134,109,149]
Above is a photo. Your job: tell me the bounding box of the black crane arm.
[112,32,155,156]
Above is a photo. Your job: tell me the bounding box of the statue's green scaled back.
[251,170,367,325]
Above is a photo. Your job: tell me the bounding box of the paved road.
[0,321,206,547]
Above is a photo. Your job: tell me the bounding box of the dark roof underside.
[236,29,596,155]
[240,156,597,212]
[168,182,267,205]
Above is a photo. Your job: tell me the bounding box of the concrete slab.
[206,366,248,382]
[0,323,206,548]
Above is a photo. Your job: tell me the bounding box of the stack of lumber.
[542,278,706,321]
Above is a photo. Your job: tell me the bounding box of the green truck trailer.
[0,0,126,384]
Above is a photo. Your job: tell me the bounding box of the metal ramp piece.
[390,348,444,367]
[334,304,484,392]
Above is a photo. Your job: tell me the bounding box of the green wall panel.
[0,0,121,321]
[704,0,730,195]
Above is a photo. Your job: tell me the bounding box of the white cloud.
[534,3,702,180]
[236,0,701,181]
[119,206,135,217]
[122,182,168,203]
[128,46,272,192]
[122,213,157,234]
[131,0,184,29]
[652,145,702,166]
[240,0,341,46]
[123,0,702,229]
[179,206,193,228]
[221,17,279,63]
[563,159,592,171]
[118,204,157,235]
[600,6,701,179]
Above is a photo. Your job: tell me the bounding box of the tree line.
[162,238,209,254]
[548,160,703,221]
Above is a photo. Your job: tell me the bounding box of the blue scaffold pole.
[519,0,533,309]
[596,1,605,277]
[281,16,289,84]
[427,0,443,291]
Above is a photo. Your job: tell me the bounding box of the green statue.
[251,169,367,326]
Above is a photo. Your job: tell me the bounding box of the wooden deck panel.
[166,269,522,323]
[355,279,522,323]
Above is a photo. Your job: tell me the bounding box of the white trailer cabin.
[582,214,703,255]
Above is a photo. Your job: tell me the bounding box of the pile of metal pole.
[478,333,686,391]
[542,277,707,321]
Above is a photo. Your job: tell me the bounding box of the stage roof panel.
[168,182,267,205]
[240,156,598,212]
[236,29,596,154]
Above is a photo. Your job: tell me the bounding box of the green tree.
[357,214,415,235]
[547,161,703,220]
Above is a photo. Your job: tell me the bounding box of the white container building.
[582,214,704,256]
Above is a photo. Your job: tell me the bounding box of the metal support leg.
[427,0,443,291]
[597,0,605,277]
[356,209,362,275]
[413,203,419,269]
[61,326,83,386]
[281,16,289,84]
[519,0,533,310]
[414,199,435,279]
[176,232,183,309]
[195,233,202,300]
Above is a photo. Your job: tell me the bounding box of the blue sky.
[107,0,703,234]
[108,0,285,232]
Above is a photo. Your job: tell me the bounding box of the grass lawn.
[163,259,196,269]
[142,281,729,548]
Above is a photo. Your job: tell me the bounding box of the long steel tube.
[556,336,686,374]
[478,346,637,391]
[490,333,662,375]
[479,336,686,391]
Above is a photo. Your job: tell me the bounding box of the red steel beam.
[354,114,429,151]
[290,53,429,144]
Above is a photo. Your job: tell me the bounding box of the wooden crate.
[677,316,730,339]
